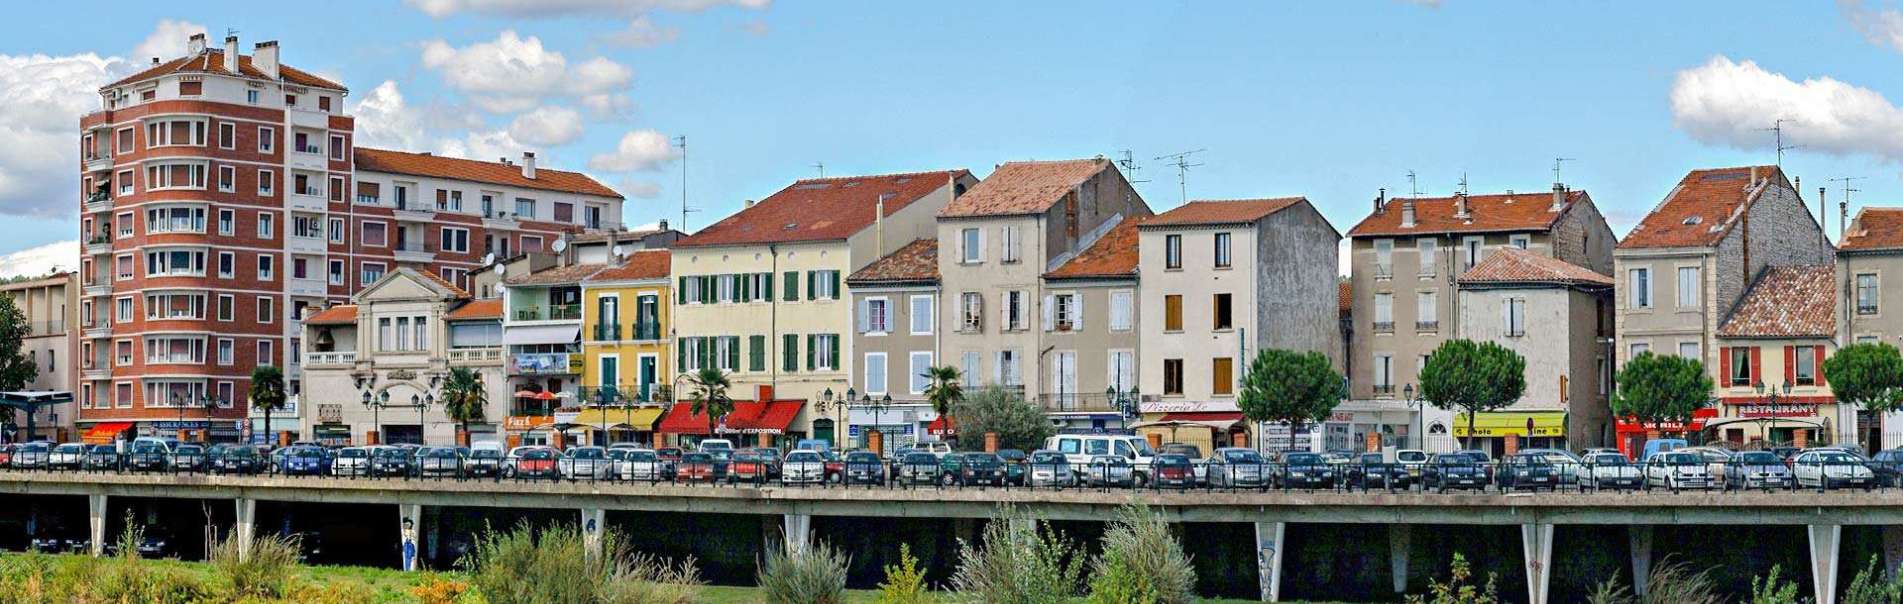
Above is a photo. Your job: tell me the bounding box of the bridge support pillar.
[1629,525,1653,598]
[1388,524,1410,595]
[399,503,422,571]
[1255,521,1285,602]
[1521,523,1553,604]
[580,508,606,559]
[233,498,257,560]
[87,494,107,557]
[1883,525,1903,577]
[783,514,812,553]
[1811,524,1841,604]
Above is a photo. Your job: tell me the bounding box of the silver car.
[1086,455,1135,488]
[1207,447,1271,488]
[781,449,827,485]
[48,443,87,470]
[1723,450,1794,490]
[560,447,614,480]
[331,447,372,477]
[617,448,667,481]
[1578,453,1642,491]
[1027,450,1075,487]
[1794,450,1876,490]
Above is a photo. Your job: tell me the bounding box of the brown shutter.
[1816,346,1828,386]
[1749,347,1762,387]
[1783,346,1795,385]
[1720,347,1731,386]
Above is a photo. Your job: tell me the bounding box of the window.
[1374,239,1393,277]
[1628,268,1652,308]
[257,169,274,196]
[116,127,134,154]
[714,336,737,371]
[1678,342,1700,360]
[1213,357,1235,395]
[1109,290,1133,331]
[284,94,297,107]
[1005,290,1027,331]
[146,249,207,277]
[216,295,233,321]
[1417,291,1437,330]
[330,135,346,161]
[553,202,573,223]
[1165,235,1182,269]
[293,215,322,239]
[117,170,134,196]
[116,211,133,238]
[1214,232,1232,268]
[1858,273,1879,315]
[216,339,234,365]
[246,89,259,104]
[257,340,273,366]
[813,334,839,371]
[862,298,891,334]
[1000,225,1020,263]
[1729,347,1752,386]
[1050,293,1078,331]
[1463,236,1483,269]
[218,166,234,192]
[257,296,274,323]
[514,198,536,218]
[218,209,234,235]
[910,352,933,394]
[143,119,207,147]
[362,221,388,247]
[144,336,206,364]
[115,382,132,408]
[959,228,982,263]
[258,126,274,153]
[1373,293,1393,331]
[1505,297,1526,337]
[961,292,983,331]
[1795,345,1819,385]
[1108,349,1135,392]
[1630,342,1650,358]
[1163,359,1184,395]
[328,218,345,243]
[328,260,344,285]
[145,206,206,234]
[996,349,1020,386]
[1164,294,1183,331]
[217,252,233,278]
[144,163,207,189]
[441,227,470,253]
[257,254,274,281]
[910,295,934,335]
[361,262,386,285]
[1678,266,1700,307]
[114,254,134,280]
[1374,354,1394,391]
[1417,239,1437,276]
[864,352,887,395]
[143,292,205,319]
[961,351,981,387]
[1510,234,1530,249]
[809,270,839,299]
[585,205,603,229]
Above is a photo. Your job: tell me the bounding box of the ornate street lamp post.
[1404,383,1421,450]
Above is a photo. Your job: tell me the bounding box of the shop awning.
[1453,411,1566,438]
[928,416,956,437]
[657,400,804,435]
[82,422,134,444]
[573,407,664,430]
[502,324,580,346]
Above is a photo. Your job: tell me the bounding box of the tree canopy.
[923,365,964,419]
[1236,348,1346,450]
[1609,351,1712,430]
[1418,339,1527,448]
[687,367,734,435]
[441,367,489,440]
[950,386,1055,452]
[1823,342,1903,414]
[0,295,36,392]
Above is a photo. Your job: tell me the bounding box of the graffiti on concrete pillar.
[401,517,417,571]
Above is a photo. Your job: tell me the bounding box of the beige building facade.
[3,272,80,441]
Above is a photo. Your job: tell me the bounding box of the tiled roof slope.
[1046,217,1142,279]
[1347,190,1585,237]
[1142,198,1303,227]
[1841,207,1903,252]
[1457,248,1613,287]
[446,299,502,321]
[847,239,939,284]
[1339,281,1352,318]
[354,148,622,198]
[106,50,345,90]
[1619,166,1786,249]
[305,305,357,325]
[504,263,608,286]
[586,250,672,282]
[678,170,968,248]
[1717,265,1835,338]
[940,159,1109,218]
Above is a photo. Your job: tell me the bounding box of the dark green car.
[997,449,1028,485]
[954,452,1007,487]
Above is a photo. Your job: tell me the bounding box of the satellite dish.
[551,239,568,253]
[494,264,506,277]
[611,245,626,258]
[481,253,496,266]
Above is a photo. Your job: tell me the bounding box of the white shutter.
[858,299,869,333]
[1042,294,1055,331]
[993,352,1004,383]
[1502,298,1513,331]
[1073,294,1084,330]
[1000,291,1011,330]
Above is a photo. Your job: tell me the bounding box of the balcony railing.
[1373,384,1395,396]
[515,305,581,322]
[631,322,662,341]
[356,195,380,205]
[86,190,111,203]
[1415,320,1439,332]
[449,347,504,365]
[574,384,666,405]
[1374,264,1392,279]
[307,351,357,366]
[1860,304,1879,316]
[1037,392,1132,413]
[1372,321,1395,333]
[592,324,621,342]
[25,320,65,336]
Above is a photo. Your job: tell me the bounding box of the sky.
[4,1,1903,277]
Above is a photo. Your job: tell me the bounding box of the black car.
[1871,449,1903,487]
[127,441,171,471]
[1422,453,1489,492]
[371,447,414,477]
[1347,452,1406,490]
[1496,453,1558,492]
[171,444,208,472]
[956,452,1007,487]
[84,445,120,471]
[843,451,885,485]
[997,449,1028,486]
[1276,452,1338,489]
[211,445,264,475]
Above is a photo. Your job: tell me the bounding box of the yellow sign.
[1452,411,1566,438]
[572,407,664,429]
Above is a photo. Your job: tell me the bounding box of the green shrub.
[876,543,931,604]
[463,522,618,604]
[210,532,302,599]
[1087,504,1195,604]
[603,553,706,604]
[759,541,850,604]
[1405,553,1498,604]
[1585,577,1634,604]
[951,506,1085,604]
[284,576,380,604]
[1641,559,1720,604]
[1749,564,1801,604]
[1845,555,1903,604]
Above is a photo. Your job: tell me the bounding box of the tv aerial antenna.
[1116,150,1148,185]
[812,161,825,178]
[1553,157,1575,186]
[1761,119,1802,166]
[1154,149,1204,204]
[674,135,697,231]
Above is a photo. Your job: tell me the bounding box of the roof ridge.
[791,169,967,184]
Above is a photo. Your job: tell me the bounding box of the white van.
[697,438,735,453]
[915,441,953,458]
[1045,434,1157,485]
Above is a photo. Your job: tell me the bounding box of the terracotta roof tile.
[447,299,502,321]
[305,305,357,325]
[106,49,344,91]
[1717,265,1835,338]
[586,250,671,283]
[1457,247,1613,287]
[1142,198,1303,227]
[940,159,1110,218]
[1619,165,1786,249]
[847,239,938,284]
[1045,217,1142,280]
[1347,190,1584,238]
[1339,281,1352,318]
[505,263,608,286]
[677,170,968,248]
[354,148,622,199]
[414,269,471,298]
[1841,207,1903,252]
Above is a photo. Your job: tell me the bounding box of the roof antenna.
[1553,157,1574,187]
[812,161,825,178]
[1831,176,1863,241]
[674,135,697,231]
[1406,170,1419,198]
[1457,172,1469,196]
[1760,119,1802,166]
[1153,149,1204,204]
[1116,150,1148,185]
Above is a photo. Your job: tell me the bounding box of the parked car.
[0,443,15,467]
[897,452,942,486]
[696,439,735,454]
[49,443,86,470]
[1395,449,1429,483]
[1206,447,1271,489]
[84,445,120,471]
[1086,455,1136,488]
[619,449,667,481]
[1872,448,1903,487]
[819,450,845,483]
[1640,438,1690,463]
[955,452,1007,487]
[1156,444,1207,485]
[127,438,173,472]
[1518,448,1584,485]
[465,445,504,477]
[511,447,561,480]
[793,439,833,456]
[1421,453,1489,492]
[1579,452,1643,491]
[1453,449,1496,483]
[280,446,332,476]
[750,447,784,479]
[1046,434,1155,486]
[212,445,265,475]
[1151,453,1197,489]
[1028,450,1076,487]
[1496,453,1558,492]
[11,441,51,469]
[560,447,614,480]
[997,449,1028,486]
[729,452,771,483]
[914,441,954,458]
[1347,452,1406,490]
[1643,452,1714,492]
[1793,449,1876,491]
[1679,446,1736,487]
[416,447,464,477]
[170,444,208,472]
[1723,450,1794,490]
[1275,452,1338,490]
[677,452,717,483]
[332,447,373,477]
[371,446,414,477]
[843,451,886,486]
[782,449,828,485]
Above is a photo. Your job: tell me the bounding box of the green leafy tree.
[1610,352,1712,435]
[951,386,1055,452]
[923,366,964,420]
[1236,349,1346,451]
[1418,339,1526,449]
[0,296,35,438]
[249,365,287,445]
[687,367,735,436]
[1824,342,1903,443]
[441,367,489,445]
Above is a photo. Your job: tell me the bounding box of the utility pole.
[1153,149,1205,204]
[674,135,696,232]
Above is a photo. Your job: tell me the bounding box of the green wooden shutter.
[806,271,817,300]
[677,338,686,369]
[806,334,816,370]
[701,276,714,304]
[702,337,716,369]
[783,334,798,372]
[828,334,839,370]
[749,335,765,372]
[829,271,840,300]
[677,277,686,304]
[782,271,796,301]
[762,273,774,301]
[736,275,748,302]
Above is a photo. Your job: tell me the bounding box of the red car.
[510,447,559,479]
[678,452,716,482]
[729,452,769,483]
[0,444,14,467]
[822,451,845,483]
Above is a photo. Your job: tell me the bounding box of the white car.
[697,439,735,454]
[1395,449,1429,483]
[48,443,87,469]
[1643,452,1714,491]
[559,446,614,480]
[617,449,667,481]
[1027,450,1076,487]
[1677,446,1736,488]
[781,449,827,485]
[331,447,373,476]
[914,441,954,458]
[1578,453,1643,491]
[1793,450,1877,490]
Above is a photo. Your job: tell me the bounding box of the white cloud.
[618,178,663,199]
[437,129,535,163]
[508,106,584,147]
[1669,56,1903,162]
[1841,0,1903,53]
[589,129,675,172]
[420,30,633,114]
[601,16,679,48]
[129,19,206,64]
[350,80,430,151]
[579,93,635,118]
[0,239,77,279]
[408,0,768,19]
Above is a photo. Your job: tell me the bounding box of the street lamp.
[1404,383,1421,450]
[357,375,393,445]
[1106,384,1140,431]
[1754,380,1795,445]
[813,387,852,449]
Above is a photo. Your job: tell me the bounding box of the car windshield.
[1284,453,1323,465]
[681,453,711,463]
[376,448,406,458]
[1359,453,1385,464]
[1662,453,1700,464]
[787,452,822,462]
[1589,454,1628,466]
[1816,452,1860,463]
[903,453,936,464]
[56,444,82,452]
[1155,454,1189,466]
[846,452,880,463]
[292,449,323,459]
[1094,456,1129,466]
[523,449,555,460]
[1222,450,1264,463]
[569,448,605,459]
[340,449,366,458]
[90,446,114,454]
[1513,455,1551,466]
[628,451,657,461]
[471,449,501,459]
[176,446,202,454]
[1438,454,1474,465]
[1397,451,1427,462]
[227,448,257,458]
[133,442,165,452]
[1738,452,1780,464]
[997,449,1026,461]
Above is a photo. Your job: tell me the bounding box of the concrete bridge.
[5,471,1899,604]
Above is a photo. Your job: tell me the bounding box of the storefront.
[1452,410,1567,456]
[82,421,135,445]
[1132,412,1248,455]
[1613,407,1718,459]
[504,415,557,448]
[1048,411,1136,435]
[571,406,665,446]
[1710,396,1839,448]
[656,400,805,449]
[1320,400,1419,452]
[845,403,936,453]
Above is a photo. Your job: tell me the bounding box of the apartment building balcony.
[288,189,327,212]
[574,385,664,405]
[1415,320,1439,332]
[307,351,357,367]
[82,366,109,381]
[1372,321,1395,334]
[510,352,573,376]
[1372,384,1396,396]
[483,212,520,231]
[83,190,112,213]
[84,151,114,174]
[288,277,326,297]
[393,244,436,264]
[287,236,326,255]
[393,203,436,222]
[513,305,581,322]
[288,107,330,130]
[84,235,112,256]
[82,318,110,339]
[449,347,505,366]
[288,150,326,172]
[83,278,111,298]
[631,322,662,342]
[591,324,621,342]
[589,323,661,342]
[1373,264,1393,280]
[1039,392,1127,414]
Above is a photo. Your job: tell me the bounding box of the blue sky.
[4,1,1902,275]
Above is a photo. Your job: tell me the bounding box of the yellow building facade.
[578,250,674,444]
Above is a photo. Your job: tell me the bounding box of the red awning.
[83,422,134,444]
[656,400,804,435]
[928,415,956,437]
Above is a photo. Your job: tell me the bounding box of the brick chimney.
[253,41,280,80]
[521,151,537,179]
[188,33,207,56]
[1454,192,1470,219]
[1551,183,1566,212]
[1373,188,1387,216]
[1401,199,1416,228]
[223,36,239,73]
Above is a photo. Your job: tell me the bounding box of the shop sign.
[1735,402,1822,419]
[504,416,555,431]
[317,404,344,424]
[1140,400,1240,414]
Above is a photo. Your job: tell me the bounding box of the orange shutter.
[1749,347,1762,387]
[1784,346,1795,385]
[1817,346,1828,386]
[1720,347,1731,386]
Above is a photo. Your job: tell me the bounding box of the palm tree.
[923,365,963,419]
[440,367,488,446]
[249,365,287,445]
[687,367,735,437]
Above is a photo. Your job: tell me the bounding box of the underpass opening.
[607,510,766,586]
[255,501,401,568]
[102,496,234,562]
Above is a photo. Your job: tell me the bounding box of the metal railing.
[515,305,581,321]
[1416,320,1439,331]
[593,324,621,341]
[1373,321,1395,333]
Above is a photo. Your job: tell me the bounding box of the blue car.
[279,446,332,476]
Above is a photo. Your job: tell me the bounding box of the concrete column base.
[1629,525,1653,598]
[1256,521,1285,602]
[87,494,107,557]
[399,503,422,571]
[784,513,812,553]
[1811,524,1841,604]
[581,508,606,559]
[1521,523,1553,604]
[1389,524,1411,595]
[233,498,257,560]
[1884,525,1903,577]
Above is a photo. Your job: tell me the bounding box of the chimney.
[188,33,207,56]
[1551,183,1567,212]
[151,57,160,66]
[253,41,280,80]
[521,151,537,179]
[658,219,669,232]
[744,199,756,208]
[223,36,239,73]
[1400,199,1416,228]
[1373,188,1387,216]
[1454,192,1470,219]
[1749,166,1760,188]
